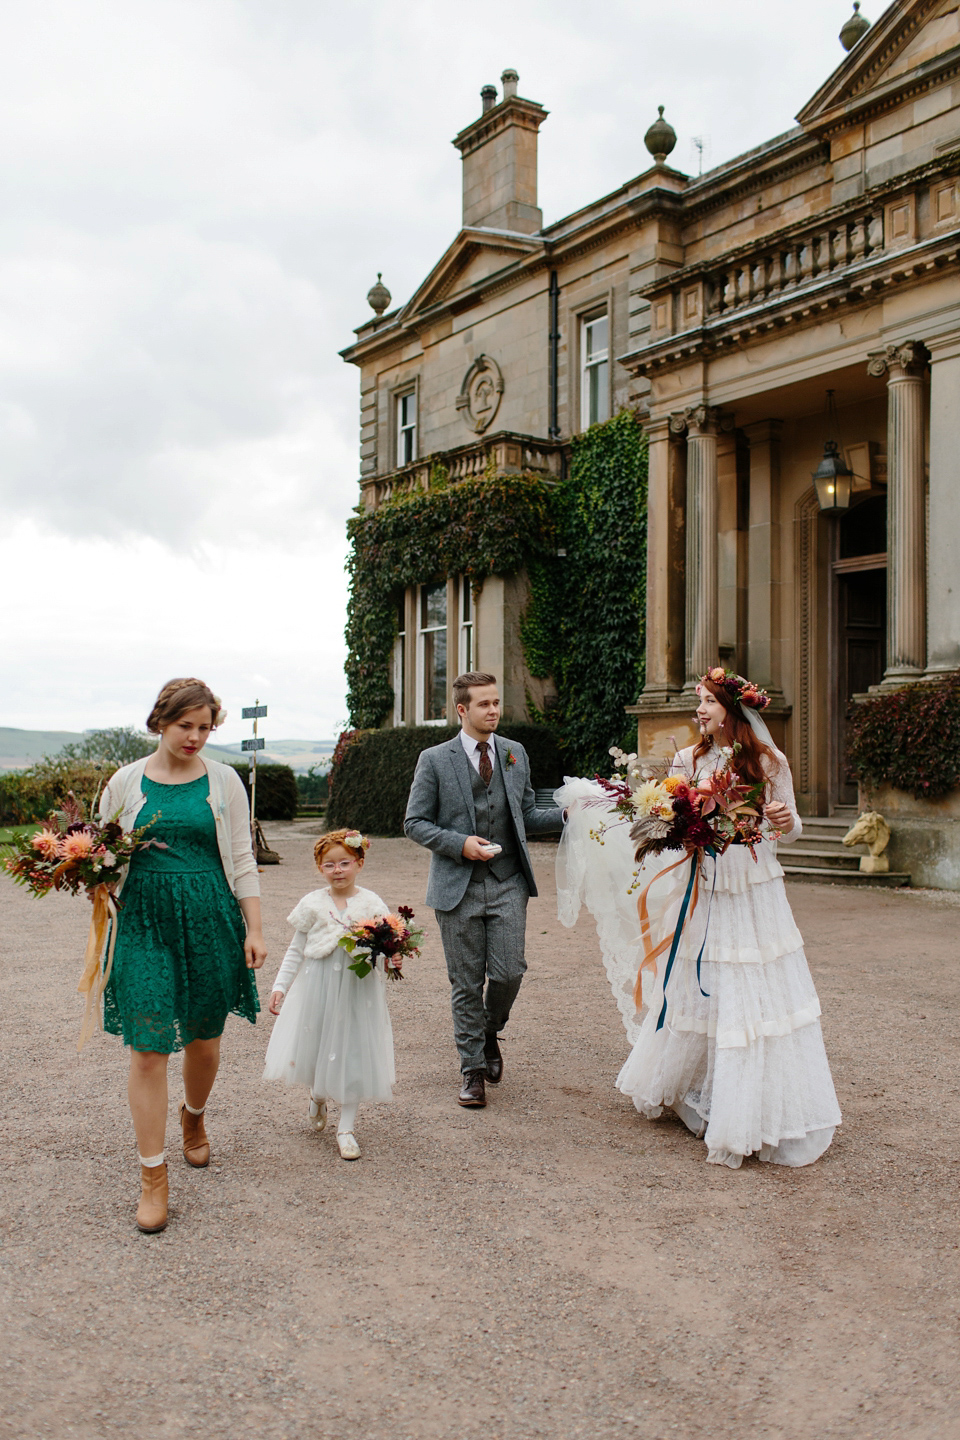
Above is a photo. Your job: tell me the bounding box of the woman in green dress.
[99,678,267,1233]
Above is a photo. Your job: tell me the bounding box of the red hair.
[693,679,778,789]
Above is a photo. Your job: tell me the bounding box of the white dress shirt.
[459,728,494,774]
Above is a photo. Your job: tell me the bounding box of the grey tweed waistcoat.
[470,754,522,882]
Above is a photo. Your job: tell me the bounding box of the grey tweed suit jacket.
[403,733,563,912]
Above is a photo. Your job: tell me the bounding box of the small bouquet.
[2,791,165,1051]
[337,904,424,982]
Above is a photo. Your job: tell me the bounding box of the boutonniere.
[506,750,517,768]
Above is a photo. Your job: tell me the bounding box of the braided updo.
[146,678,225,734]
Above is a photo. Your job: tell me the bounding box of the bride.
[556,668,841,1169]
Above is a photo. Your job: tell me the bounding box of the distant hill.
[0,727,86,770]
[0,727,333,775]
[215,739,335,774]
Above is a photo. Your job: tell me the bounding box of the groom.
[404,672,564,1108]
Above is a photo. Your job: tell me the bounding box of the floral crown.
[700,667,771,712]
[343,831,369,851]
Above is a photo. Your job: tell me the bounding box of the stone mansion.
[341,0,960,834]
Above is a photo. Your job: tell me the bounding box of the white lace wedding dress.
[556,743,841,1168]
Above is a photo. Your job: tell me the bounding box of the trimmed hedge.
[0,759,108,824]
[846,671,960,800]
[326,724,565,837]
[229,762,299,821]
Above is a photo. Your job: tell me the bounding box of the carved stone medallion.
[456,353,504,433]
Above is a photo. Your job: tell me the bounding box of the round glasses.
[321,860,355,873]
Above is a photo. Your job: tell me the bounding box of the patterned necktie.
[477,741,493,787]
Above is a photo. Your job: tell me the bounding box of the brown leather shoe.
[483,1034,503,1084]
[136,1163,168,1233]
[179,1103,210,1167]
[458,1070,486,1107]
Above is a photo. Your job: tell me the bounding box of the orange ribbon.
[633,853,702,1011]
[76,883,119,1053]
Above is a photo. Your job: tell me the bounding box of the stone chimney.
[452,71,548,235]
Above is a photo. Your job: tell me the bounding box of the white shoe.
[337,1131,361,1161]
[308,1097,328,1131]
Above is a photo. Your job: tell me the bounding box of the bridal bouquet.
[594,744,767,866]
[337,904,424,981]
[2,791,165,1051]
[2,791,163,899]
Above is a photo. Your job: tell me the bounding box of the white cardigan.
[98,755,260,900]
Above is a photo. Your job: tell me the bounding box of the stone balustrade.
[705,206,886,317]
[361,431,566,510]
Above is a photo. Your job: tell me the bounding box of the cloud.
[1,0,859,731]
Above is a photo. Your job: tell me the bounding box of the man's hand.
[462,835,494,862]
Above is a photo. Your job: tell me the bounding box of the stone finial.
[480,84,497,113]
[839,2,871,51]
[644,106,677,166]
[843,811,891,873]
[366,272,391,318]
[501,69,519,100]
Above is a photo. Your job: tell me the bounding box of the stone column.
[639,416,686,701]
[925,333,960,676]
[673,404,720,691]
[743,419,785,696]
[867,341,930,684]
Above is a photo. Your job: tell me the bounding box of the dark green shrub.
[846,671,960,800]
[229,763,299,821]
[296,764,329,804]
[327,723,565,836]
[0,759,109,824]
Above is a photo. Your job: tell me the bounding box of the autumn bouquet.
[337,905,424,982]
[592,744,767,867]
[2,791,163,898]
[588,745,769,1029]
[2,791,165,1050]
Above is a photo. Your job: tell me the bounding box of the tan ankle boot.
[136,1163,168,1233]
[179,1103,210,1167]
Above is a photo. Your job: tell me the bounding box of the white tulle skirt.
[262,954,395,1105]
[556,778,841,1168]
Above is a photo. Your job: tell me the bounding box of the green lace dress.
[103,774,260,1053]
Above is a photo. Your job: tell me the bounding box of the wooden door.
[836,567,886,804]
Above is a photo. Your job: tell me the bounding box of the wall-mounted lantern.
[812,390,854,512]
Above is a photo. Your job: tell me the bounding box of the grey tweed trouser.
[435,870,529,1074]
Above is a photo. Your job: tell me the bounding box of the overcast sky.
[1,0,868,744]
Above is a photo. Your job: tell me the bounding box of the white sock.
[337,1102,358,1136]
[183,1101,205,1116]
[139,1151,165,1167]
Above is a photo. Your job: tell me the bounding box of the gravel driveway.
[1,823,958,1440]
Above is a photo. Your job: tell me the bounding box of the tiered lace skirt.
[556,779,841,1168]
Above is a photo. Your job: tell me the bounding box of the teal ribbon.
[656,849,714,1032]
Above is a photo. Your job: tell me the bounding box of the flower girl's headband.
[343,831,369,852]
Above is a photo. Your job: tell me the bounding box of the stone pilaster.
[638,416,686,704]
[673,404,721,691]
[743,419,785,699]
[925,333,960,676]
[866,341,930,684]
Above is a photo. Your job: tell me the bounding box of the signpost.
[241,702,279,865]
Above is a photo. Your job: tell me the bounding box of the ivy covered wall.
[522,410,648,772]
[343,410,648,773]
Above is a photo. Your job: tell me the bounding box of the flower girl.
[263,829,395,1160]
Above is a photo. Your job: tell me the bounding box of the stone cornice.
[619,230,960,377]
[452,96,548,156]
[805,41,960,140]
